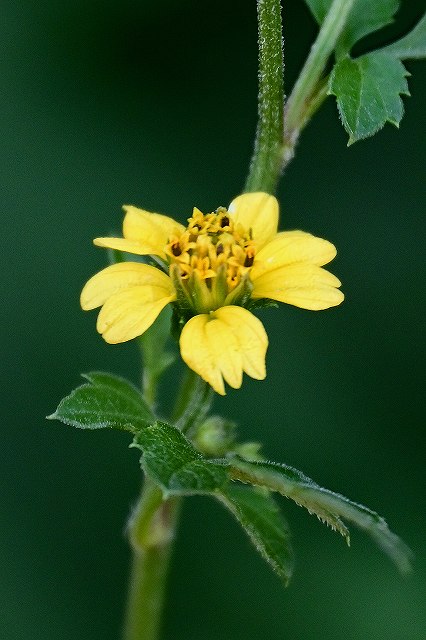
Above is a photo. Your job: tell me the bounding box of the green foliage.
[133,422,293,582]
[304,0,399,54]
[132,421,229,496]
[229,457,412,574]
[218,485,294,585]
[47,372,154,432]
[231,456,349,541]
[132,419,411,575]
[303,2,425,143]
[50,377,412,578]
[329,52,409,143]
[383,12,426,59]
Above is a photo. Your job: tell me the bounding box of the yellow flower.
[81,193,343,394]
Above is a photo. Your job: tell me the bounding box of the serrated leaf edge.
[216,488,294,585]
[328,53,411,144]
[229,457,413,574]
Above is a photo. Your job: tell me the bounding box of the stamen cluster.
[165,208,255,313]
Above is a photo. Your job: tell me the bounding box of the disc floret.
[166,207,255,314]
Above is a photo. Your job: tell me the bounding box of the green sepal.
[245,298,279,312]
[170,306,188,341]
[229,456,413,574]
[224,273,253,308]
[328,51,410,144]
[131,421,229,496]
[47,372,154,432]
[217,485,294,585]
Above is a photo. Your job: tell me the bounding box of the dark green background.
[2,1,425,638]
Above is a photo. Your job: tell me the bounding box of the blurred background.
[1,1,425,638]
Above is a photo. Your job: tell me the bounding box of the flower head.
[81,193,343,394]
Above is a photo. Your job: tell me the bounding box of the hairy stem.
[245,0,284,194]
[123,481,181,640]
[123,373,211,640]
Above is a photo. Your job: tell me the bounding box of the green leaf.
[383,12,426,60]
[133,424,294,582]
[48,372,154,431]
[230,457,412,574]
[328,51,410,143]
[218,485,294,585]
[304,0,399,54]
[132,421,229,496]
[230,457,349,541]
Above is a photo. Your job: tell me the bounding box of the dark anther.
[216,243,224,255]
[171,243,182,256]
[221,216,230,227]
[244,254,254,267]
[192,224,201,231]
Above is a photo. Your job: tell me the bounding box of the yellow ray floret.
[251,263,343,310]
[80,262,174,310]
[228,192,278,250]
[81,262,176,343]
[179,306,267,395]
[250,230,337,280]
[94,206,185,260]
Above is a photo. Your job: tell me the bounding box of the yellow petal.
[93,237,160,257]
[123,205,185,258]
[179,315,226,395]
[205,319,243,389]
[80,262,174,310]
[250,230,337,280]
[96,285,174,344]
[228,193,279,250]
[179,306,268,395]
[215,306,268,381]
[252,263,344,310]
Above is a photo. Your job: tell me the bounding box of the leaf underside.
[218,485,294,585]
[230,456,412,574]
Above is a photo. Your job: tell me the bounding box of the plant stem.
[123,373,211,640]
[245,0,284,194]
[172,367,214,435]
[123,480,181,640]
[283,0,355,168]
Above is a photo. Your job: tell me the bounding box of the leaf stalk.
[283,0,356,168]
